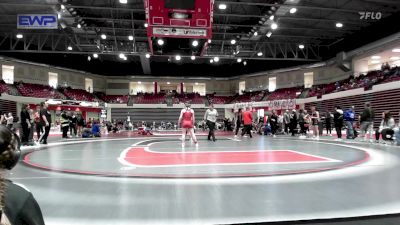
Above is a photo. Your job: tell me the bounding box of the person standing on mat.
[204,104,218,142]
[241,107,253,138]
[234,108,243,137]
[310,106,320,140]
[178,102,198,147]
[39,102,51,145]
[34,106,43,141]
[334,106,344,141]
[269,110,278,138]
[20,104,31,146]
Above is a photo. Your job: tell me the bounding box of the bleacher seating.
[16,82,65,99]
[0,80,10,95]
[207,94,234,104]
[267,87,301,100]
[135,93,166,104]
[175,93,204,104]
[62,88,96,102]
[96,92,128,104]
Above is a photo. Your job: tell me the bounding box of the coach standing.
[39,102,51,145]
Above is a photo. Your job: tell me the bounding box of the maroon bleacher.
[16,82,64,99]
[135,93,166,104]
[175,93,204,104]
[62,88,96,102]
[0,80,10,94]
[96,92,128,103]
[267,87,301,100]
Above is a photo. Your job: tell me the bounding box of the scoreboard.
[144,0,214,56]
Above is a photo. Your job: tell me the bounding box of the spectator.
[77,114,85,137]
[325,111,333,136]
[91,121,101,137]
[334,106,344,141]
[70,113,78,137]
[375,111,395,143]
[0,111,4,125]
[310,106,320,139]
[39,102,51,145]
[234,108,243,137]
[20,105,31,146]
[344,107,355,139]
[0,125,45,225]
[269,110,278,137]
[360,102,374,142]
[289,109,298,136]
[5,113,13,130]
[60,111,70,139]
[283,110,290,134]
[204,104,218,142]
[28,108,35,143]
[34,106,43,141]
[298,109,306,137]
[241,107,253,138]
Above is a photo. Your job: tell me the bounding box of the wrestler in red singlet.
[181,109,194,128]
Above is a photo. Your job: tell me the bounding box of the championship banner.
[232,99,296,110]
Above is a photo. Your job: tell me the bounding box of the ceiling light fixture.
[257,52,263,56]
[266,31,272,38]
[254,32,258,36]
[390,56,400,61]
[299,44,305,49]
[145,53,150,58]
[77,24,81,29]
[210,59,214,63]
[336,22,343,28]
[60,4,65,10]
[371,55,381,59]
[207,39,212,44]
[271,23,278,30]
[243,61,247,66]
[289,8,297,14]
[392,49,400,53]
[101,34,107,39]
[119,53,126,59]
[371,60,380,64]
[87,56,91,61]
[175,55,181,61]
[16,34,23,39]
[192,40,199,47]
[214,56,220,62]
[144,23,148,28]
[128,35,134,41]
[67,46,72,51]
[119,0,128,3]
[218,4,227,10]
[93,53,98,58]
[231,39,236,45]
[269,15,275,20]
[191,56,196,60]
[237,58,242,63]
[157,39,164,46]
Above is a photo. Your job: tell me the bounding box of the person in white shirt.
[5,113,13,130]
[204,104,219,142]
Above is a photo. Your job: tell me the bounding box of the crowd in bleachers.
[1,66,400,105]
[308,66,400,97]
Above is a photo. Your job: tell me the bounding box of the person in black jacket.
[333,106,344,141]
[289,109,298,136]
[0,125,45,225]
[20,104,31,146]
[269,110,278,137]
